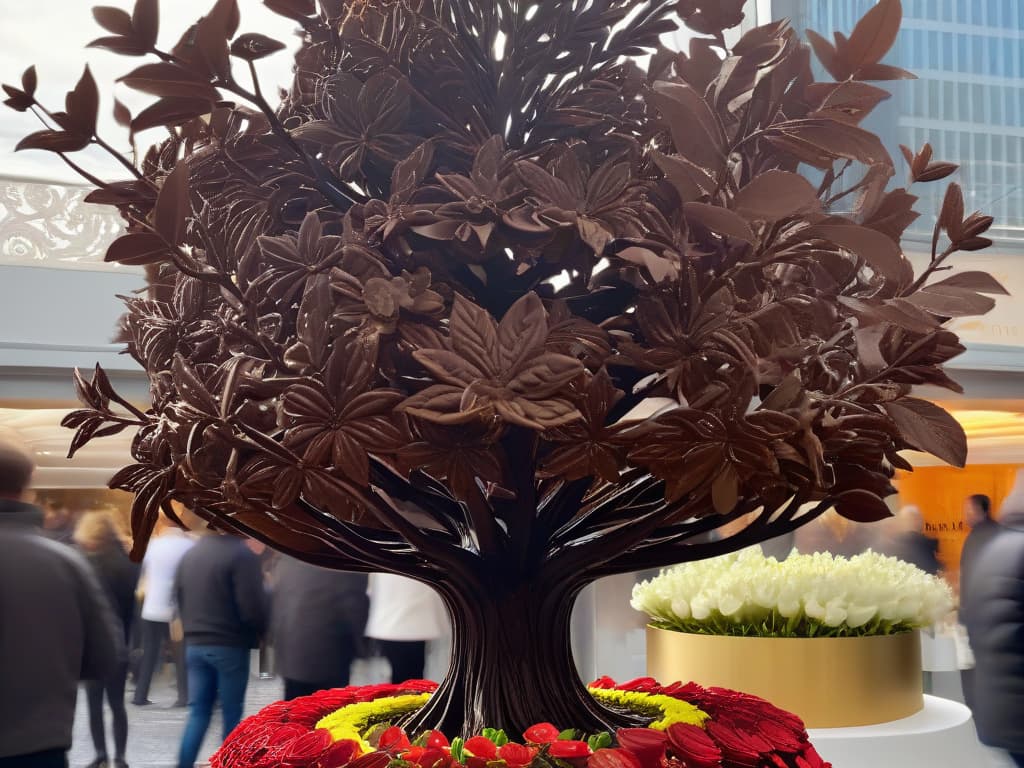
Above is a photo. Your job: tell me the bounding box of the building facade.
[777,0,1024,247]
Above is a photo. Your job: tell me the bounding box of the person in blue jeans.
[173,530,267,768]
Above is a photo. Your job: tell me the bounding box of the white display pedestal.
[808,695,984,768]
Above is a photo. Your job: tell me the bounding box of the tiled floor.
[68,658,392,768]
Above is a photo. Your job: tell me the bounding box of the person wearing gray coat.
[963,480,1024,767]
[271,556,369,699]
[0,440,122,768]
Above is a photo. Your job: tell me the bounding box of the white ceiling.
[0,407,134,487]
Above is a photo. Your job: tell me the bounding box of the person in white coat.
[133,521,194,706]
[365,573,447,682]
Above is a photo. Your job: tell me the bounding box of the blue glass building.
[774,0,1024,245]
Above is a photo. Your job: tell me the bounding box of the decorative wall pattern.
[0,178,124,269]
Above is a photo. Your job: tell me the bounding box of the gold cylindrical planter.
[647,626,922,728]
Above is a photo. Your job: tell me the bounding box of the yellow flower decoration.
[586,688,708,729]
[317,693,432,751]
[314,688,704,754]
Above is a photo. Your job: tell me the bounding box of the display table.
[808,696,982,767]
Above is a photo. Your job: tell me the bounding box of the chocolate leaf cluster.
[8,0,997,596]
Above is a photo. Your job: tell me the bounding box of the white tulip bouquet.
[632,547,953,638]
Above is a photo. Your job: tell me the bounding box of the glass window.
[988,36,1001,77]
[928,31,941,69]
[958,82,971,119]
[778,0,1024,245]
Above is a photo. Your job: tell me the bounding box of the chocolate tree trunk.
[404,572,629,738]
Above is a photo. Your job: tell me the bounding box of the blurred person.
[961,494,999,608]
[134,518,194,707]
[878,505,940,575]
[0,439,122,768]
[960,493,1000,712]
[961,481,1024,766]
[175,530,268,768]
[40,497,75,545]
[272,557,369,699]
[793,509,875,557]
[711,510,795,560]
[74,510,141,768]
[365,573,447,683]
[247,540,277,680]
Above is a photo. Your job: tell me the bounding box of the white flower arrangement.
[631,547,953,638]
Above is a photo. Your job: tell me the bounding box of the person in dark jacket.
[74,509,141,768]
[175,530,268,768]
[878,506,940,575]
[959,493,1000,711]
[962,483,1024,766]
[272,556,369,699]
[0,439,122,768]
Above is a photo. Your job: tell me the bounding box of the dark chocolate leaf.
[130,97,212,132]
[93,6,135,35]
[85,180,154,206]
[120,62,220,101]
[72,367,102,410]
[3,84,33,113]
[132,0,159,49]
[104,232,171,266]
[683,202,755,243]
[230,32,287,60]
[939,183,965,241]
[65,66,99,137]
[263,0,315,20]
[711,463,739,515]
[854,63,916,81]
[448,294,500,376]
[731,170,820,221]
[805,224,904,282]
[651,150,715,203]
[906,286,996,317]
[835,490,892,523]
[806,81,890,125]
[154,159,190,245]
[846,0,902,71]
[21,66,37,98]
[87,35,151,56]
[113,98,132,128]
[391,141,435,205]
[649,82,725,171]
[916,162,958,183]
[766,119,892,168]
[172,353,220,414]
[805,29,848,81]
[928,271,1008,295]
[15,129,90,153]
[884,397,967,467]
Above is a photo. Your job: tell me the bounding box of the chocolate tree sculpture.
[6,0,1000,735]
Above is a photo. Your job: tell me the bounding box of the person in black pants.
[74,510,140,768]
[134,620,188,706]
[961,480,1024,766]
[378,640,427,683]
[175,531,268,768]
[133,523,194,707]
[365,574,447,684]
[272,557,369,699]
[0,440,122,768]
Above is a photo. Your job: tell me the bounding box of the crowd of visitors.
[0,439,450,768]
[5,433,1024,767]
